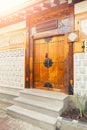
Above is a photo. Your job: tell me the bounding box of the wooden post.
[25,15,30,88]
[29,34,34,88]
[26,15,34,88]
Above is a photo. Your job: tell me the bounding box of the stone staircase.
[7,89,69,130]
[0,86,23,103]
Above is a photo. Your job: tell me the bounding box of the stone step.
[7,105,57,130]
[7,89,69,129]
[0,92,17,103]
[0,86,23,96]
[14,97,63,117]
[20,89,68,107]
[0,86,23,103]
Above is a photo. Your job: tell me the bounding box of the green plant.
[74,94,87,118]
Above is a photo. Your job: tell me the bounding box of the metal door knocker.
[43,53,53,68]
[43,58,53,68]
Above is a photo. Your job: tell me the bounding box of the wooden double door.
[33,35,69,93]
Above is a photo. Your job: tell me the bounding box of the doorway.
[33,35,69,93]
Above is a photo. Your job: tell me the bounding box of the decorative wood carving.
[67,31,79,43]
[41,2,51,8]
[73,0,85,4]
[30,6,74,26]
[51,0,59,6]
[36,19,58,32]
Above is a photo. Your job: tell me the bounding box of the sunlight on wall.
[0,0,29,12]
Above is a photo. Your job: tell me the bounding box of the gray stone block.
[74,60,81,66]
[78,82,87,89]
[57,117,87,130]
[79,68,86,74]
[74,54,80,60]
[74,67,81,75]
[60,119,77,130]
[76,75,81,81]
[82,60,87,66]
[81,90,87,96]
[74,82,79,89]
[83,75,87,81]
[79,53,85,59]
[77,122,87,130]
[85,53,87,57]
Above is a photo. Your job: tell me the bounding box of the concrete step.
[0,92,17,103]
[0,86,23,96]
[20,89,68,108]
[0,86,23,103]
[14,97,63,117]
[7,89,69,129]
[7,105,57,130]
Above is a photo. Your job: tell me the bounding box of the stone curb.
[56,116,87,130]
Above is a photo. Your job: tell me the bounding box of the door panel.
[40,43,48,62]
[33,35,69,93]
[34,63,40,81]
[34,43,40,63]
[49,63,58,82]
[49,42,58,62]
[40,63,48,82]
[57,63,64,82]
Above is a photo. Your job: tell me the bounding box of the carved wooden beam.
[40,2,51,10]
[50,0,59,6]
[73,0,85,4]
[68,0,85,4]
[34,6,41,11]
[30,7,38,13]
[51,0,59,4]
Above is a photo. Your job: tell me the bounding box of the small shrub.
[74,94,87,117]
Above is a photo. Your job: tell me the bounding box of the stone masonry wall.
[74,53,87,96]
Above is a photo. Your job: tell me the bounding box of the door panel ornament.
[44,37,52,43]
[43,58,53,68]
[45,52,48,58]
[44,82,53,88]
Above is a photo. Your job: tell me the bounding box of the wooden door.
[33,35,69,93]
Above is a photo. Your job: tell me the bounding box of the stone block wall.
[0,48,25,88]
[74,53,87,96]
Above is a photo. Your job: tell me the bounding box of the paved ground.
[0,100,44,130]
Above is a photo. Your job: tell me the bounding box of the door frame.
[29,33,73,94]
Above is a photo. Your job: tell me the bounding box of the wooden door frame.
[28,32,73,94]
